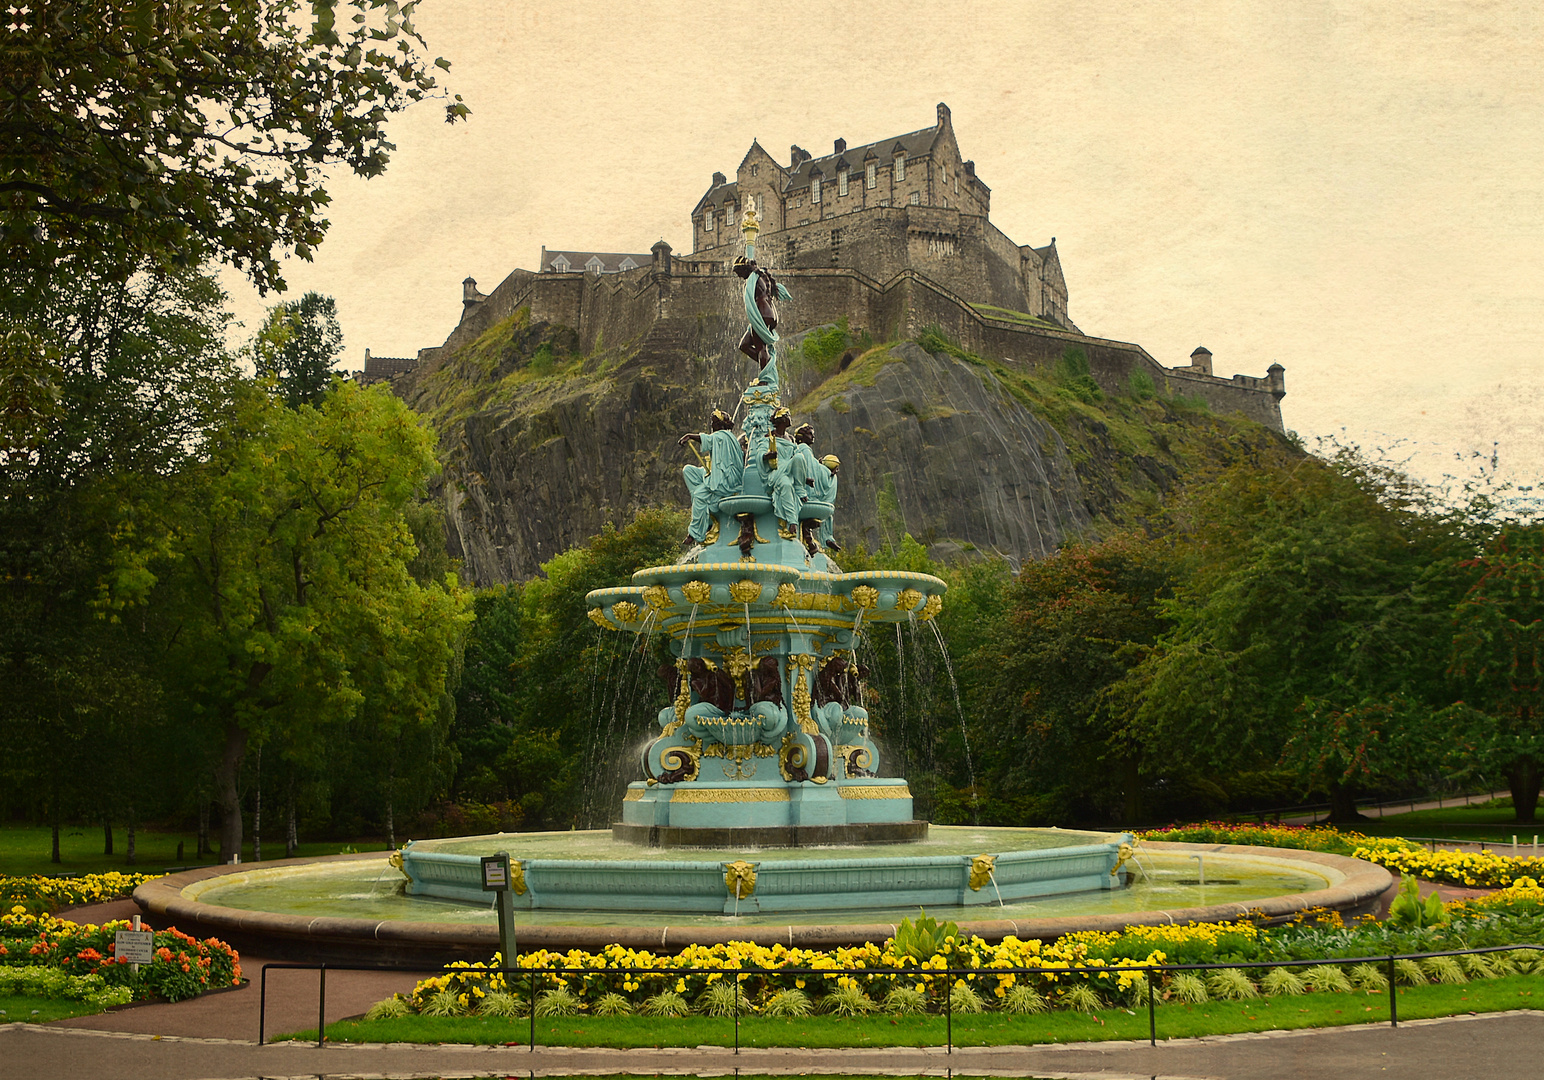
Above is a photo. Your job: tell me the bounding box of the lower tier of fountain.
[400,824,1127,914]
[132,832,1394,966]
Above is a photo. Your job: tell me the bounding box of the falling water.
[926,617,980,824]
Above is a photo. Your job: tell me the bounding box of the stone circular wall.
[133,840,1391,966]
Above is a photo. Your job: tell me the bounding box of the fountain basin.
[398,825,1129,914]
[131,837,1393,966]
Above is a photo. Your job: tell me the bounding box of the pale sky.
[221,0,1544,489]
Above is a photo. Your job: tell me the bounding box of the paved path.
[6,1011,1543,1080]
[23,886,1528,1080]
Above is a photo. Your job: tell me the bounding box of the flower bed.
[1,911,240,1003]
[0,873,161,915]
[1354,846,1544,888]
[369,905,1541,1021]
[1137,822,1419,858]
[0,966,133,1009]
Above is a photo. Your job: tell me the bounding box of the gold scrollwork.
[968,853,997,892]
[660,746,700,782]
[1111,841,1136,877]
[919,594,943,622]
[836,745,873,777]
[641,585,671,611]
[779,733,809,781]
[774,582,798,608]
[788,654,818,734]
[670,656,692,727]
[724,860,757,899]
[705,517,720,545]
[681,580,712,605]
[850,585,880,609]
[586,608,612,629]
[509,859,529,897]
[388,849,409,879]
[729,579,763,604]
[611,600,640,624]
[777,519,798,540]
[895,588,922,612]
[725,646,755,681]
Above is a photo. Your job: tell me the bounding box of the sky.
[220,0,1544,489]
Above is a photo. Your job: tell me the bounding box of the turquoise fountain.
[397,201,1133,917]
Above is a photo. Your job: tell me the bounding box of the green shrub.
[948,981,987,1013]
[800,321,850,373]
[1207,969,1258,1000]
[1169,972,1209,1003]
[1261,967,1307,995]
[1060,982,1104,1012]
[534,987,583,1016]
[883,986,928,1015]
[819,983,876,1017]
[591,991,633,1017]
[1393,959,1428,986]
[695,982,748,1017]
[1349,963,1388,992]
[762,987,813,1017]
[1000,984,1049,1014]
[1127,369,1156,400]
[421,987,465,1017]
[1303,966,1353,993]
[639,990,691,1017]
[1053,347,1102,402]
[1421,956,1467,985]
[477,991,528,1018]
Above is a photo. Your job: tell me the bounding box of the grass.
[1352,802,1543,846]
[278,975,1542,1047]
[0,824,386,880]
[0,994,112,1024]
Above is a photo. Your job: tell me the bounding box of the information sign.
[481,853,510,891]
[115,929,155,966]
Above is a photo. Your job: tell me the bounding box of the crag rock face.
[794,342,1090,561]
[400,315,1270,586]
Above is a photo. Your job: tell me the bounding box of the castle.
[364,104,1285,431]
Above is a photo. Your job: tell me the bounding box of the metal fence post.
[1148,969,1157,1046]
[316,964,326,1048]
[258,965,267,1046]
[1387,956,1398,1028]
[734,971,741,1055]
[945,970,952,1054]
[529,969,537,1051]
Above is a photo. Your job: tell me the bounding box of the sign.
[481,853,510,891]
[115,929,154,965]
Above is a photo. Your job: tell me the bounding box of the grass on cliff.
[415,306,627,434]
[278,976,1542,1047]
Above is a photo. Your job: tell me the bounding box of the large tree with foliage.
[970,533,1178,825]
[2,0,466,294]
[1445,522,1544,823]
[151,379,471,858]
[251,291,345,409]
[1128,449,1463,820]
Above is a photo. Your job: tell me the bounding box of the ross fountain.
[133,204,1395,962]
[394,200,1134,916]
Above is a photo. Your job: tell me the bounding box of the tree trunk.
[1508,755,1540,824]
[1120,755,1142,825]
[385,754,396,850]
[1326,780,1365,823]
[50,782,61,864]
[214,721,247,863]
[126,803,137,866]
[285,780,298,858]
[197,797,210,858]
[103,816,113,856]
[252,745,262,863]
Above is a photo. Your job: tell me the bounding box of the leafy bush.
[762,987,813,1017]
[639,991,690,1018]
[591,991,632,1017]
[0,873,160,915]
[1127,369,1157,400]
[534,987,582,1016]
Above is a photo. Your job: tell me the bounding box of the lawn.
[279,975,1541,1047]
[0,824,388,879]
[1355,802,1543,847]
[0,994,114,1024]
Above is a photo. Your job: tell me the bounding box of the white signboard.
[115,929,154,965]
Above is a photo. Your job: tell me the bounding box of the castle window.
[751,164,759,177]
[838,168,848,197]
[811,178,821,204]
[895,154,906,182]
[586,256,605,273]
[909,191,921,205]
[551,255,571,272]
[619,257,638,271]
[866,161,876,189]
[704,209,714,232]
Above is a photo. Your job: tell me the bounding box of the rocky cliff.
[395,309,1295,585]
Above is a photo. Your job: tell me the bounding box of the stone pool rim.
[132,840,1393,966]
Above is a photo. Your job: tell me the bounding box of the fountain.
[132,204,1395,962]
[394,200,1134,916]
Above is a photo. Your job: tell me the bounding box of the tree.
[251,291,344,408]
[1128,450,1462,820]
[971,533,1177,824]
[1446,522,1544,823]
[2,0,466,295]
[154,379,471,859]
